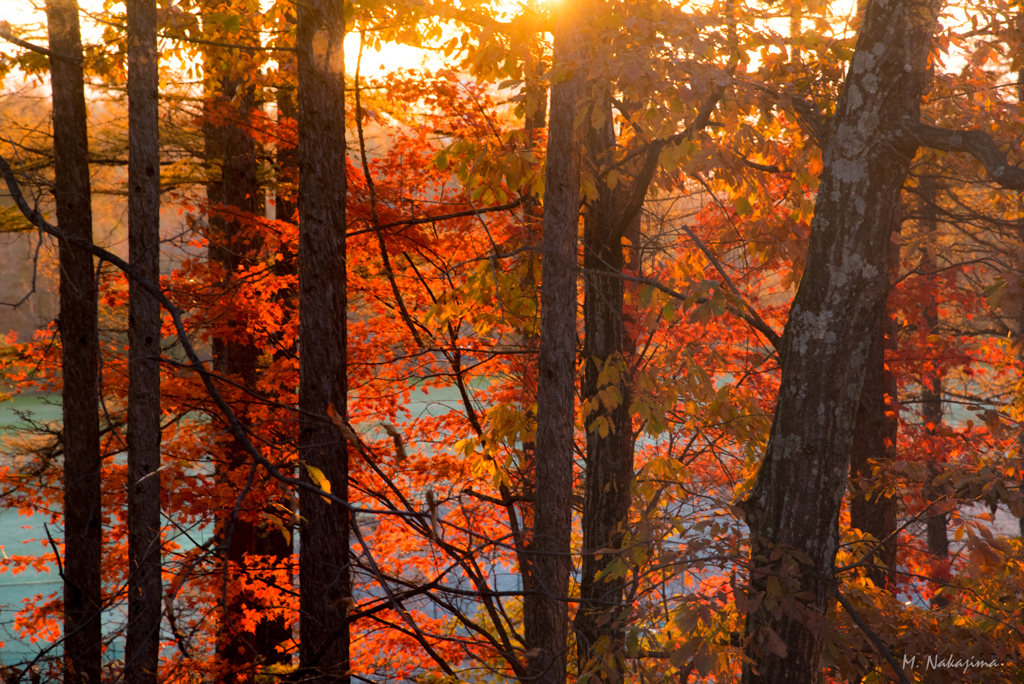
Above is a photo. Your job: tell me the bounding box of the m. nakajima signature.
[901,654,1004,673]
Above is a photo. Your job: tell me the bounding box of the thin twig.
[43,523,65,580]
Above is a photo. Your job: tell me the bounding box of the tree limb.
[903,119,1024,190]
[678,223,783,351]
[346,199,523,237]
[834,587,912,684]
[0,22,81,65]
[610,84,728,242]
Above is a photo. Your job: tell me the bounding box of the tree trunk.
[848,204,900,591]
[296,0,350,679]
[918,176,949,566]
[203,60,289,676]
[45,1,102,680]
[524,8,581,683]
[125,0,163,681]
[256,77,297,666]
[573,93,636,681]
[740,1,943,682]
[122,0,162,679]
[1018,68,1024,540]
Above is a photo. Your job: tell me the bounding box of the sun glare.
[344,32,443,80]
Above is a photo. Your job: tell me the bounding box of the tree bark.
[848,204,900,591]
[125,0,163,681]
[917,176,949,566]
[256,60,296,669]
[296,0,350,679]
[45,1,102,680]
[740,1,943,682]
[524,8,581,683]
[203,56,292,675]
[1018,68,1024,540]
[573,92,637,681]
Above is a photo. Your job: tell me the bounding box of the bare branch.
[347,199,523,237]
[0,21,81,65]
[678,223,783,351]
[610,84,728,241]
[903,119,1024,191]
[159,32,296,53]
[834,587,912,684]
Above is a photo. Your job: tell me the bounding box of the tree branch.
[678,223,782,351]
[610,84,728,242]
[0,22,81,65]
[159,32,296,53]
[834,587,912,684]
[346,199,522,237]
[903,119,1024,190]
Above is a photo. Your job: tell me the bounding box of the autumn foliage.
[1,0,1024,682]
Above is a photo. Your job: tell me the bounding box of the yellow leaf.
[305,464,332,504]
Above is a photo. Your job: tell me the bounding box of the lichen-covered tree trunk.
[740,1,943,681]
[125,0,163,681]
[296,0,350,679]
[45,1,102,680]
[524,8,581,683]
[573,93,636,681]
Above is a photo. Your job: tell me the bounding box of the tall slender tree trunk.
[45,1,102,680]
[1015,69,1024,540]
[918,176,949,569]
[916,176,951,611]
[125,0,163,680]
[1018,218,1024,538]
[849,205,901,591]
[296,0,350,679]
[573,93,636,681]
[255,57,298,667]
[203,65,281,676]
[524,7,581,683]
[740,1,943,682]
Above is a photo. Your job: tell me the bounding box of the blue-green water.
[0,394,63,663]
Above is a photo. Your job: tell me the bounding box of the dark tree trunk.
[1018,69,1024,540]
[45,1,102,680]
[573,93,636,681]
[256,57,299,665]
[125,0,163,681]
[740,1,943,682]
[1018,207,1024,537]
[848,204,900,591]
[296,0,350,679]
[524,8,581,683]
[203,61,291,675]
[918,176,949,563]
[275,66,298,228]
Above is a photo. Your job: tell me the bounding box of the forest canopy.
[1,0,1024,682]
